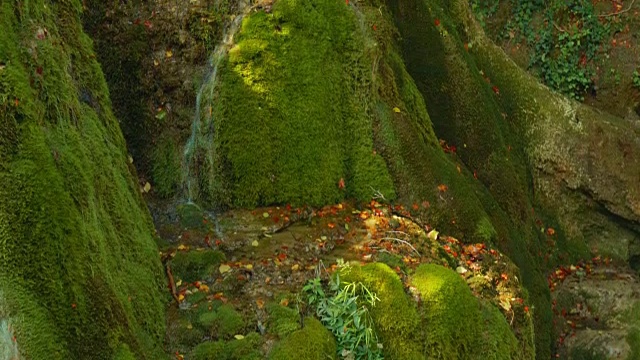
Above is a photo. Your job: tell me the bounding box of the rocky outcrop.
[0,1,165,358]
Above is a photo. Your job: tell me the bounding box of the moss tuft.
[191,332,262,360]
[197,304,245,340]
[266,303,301,338]
[412,264,527,359]
[268,317,336,360]
[171,250,225,283]
[341,262,422,359]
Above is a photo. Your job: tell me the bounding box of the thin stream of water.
[182,12,245,204]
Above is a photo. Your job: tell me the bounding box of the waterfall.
[182,12,246,204]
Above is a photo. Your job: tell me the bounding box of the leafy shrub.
[633,70,640,90]
[303,261,383,360]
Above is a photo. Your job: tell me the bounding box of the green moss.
[151,134,182,198]
[266,303,301,338]
[171,250,225,283]
[627,301,640,360]
[412,264,529,359]
[112,344,136,360]
[341,262,422,359]
[191,332,262,360]
[199,0,395,207]
[268,317,336,360]
[0,1,166,358]
[197,304,245,340]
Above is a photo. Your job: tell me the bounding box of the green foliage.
[469,0,500,27]
[171,250,225,283]
[341,263,422,359]
[303,262,383,360]
[268,317,337,360]
[633,70,640,90]
[0,1,166,358]
[502,0,611,100]
[191,332,262,360]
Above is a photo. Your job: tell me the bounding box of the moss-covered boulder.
[412,264,525,359]
[268,317,336,360]
[171,249,225,283]
[191,332,262,360]
[0,1,165,358]
[341,262,423,359]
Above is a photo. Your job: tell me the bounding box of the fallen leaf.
[176,280,183,287]
[251,240,259,247]
[234,335,244,340]
[177,244,187,251]
[427,229,439,241]
[256,299,265,309]
[178,294,185,302]
[219,264,231,274]
[393,107,401,113]
[199,284,210,293]
[143,182,151,193]
[437,184,448,192]
[165,49,173,58]
[245,264,253,270]
[291,264,300,271]
[263,212,269,218]
[280,298,289,307]
[338,177,345,189]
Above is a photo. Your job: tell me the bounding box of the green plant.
[633,70,640,89]
[469,0,500,28]
[303,261,383,360]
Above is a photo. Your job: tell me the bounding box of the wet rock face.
[532,103,640,265]
[552,267,640,359]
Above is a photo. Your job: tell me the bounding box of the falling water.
[182,12,246,204]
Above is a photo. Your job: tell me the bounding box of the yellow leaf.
[234,334,245,340]
[291,264,299,271]
[251,240,259,247]
[186,323,193,330]
[143,182,151,193]
[245,264,253,270]
[178,294,185,302]
[427,229,439,241]
[393,107,401,113]
[128,156,133,164]
[177,244,187,251]
[176,279,183,287]
[199,284,210,293]
[153,59,159,66]
[165,49,173,58]
[219,264,231,274]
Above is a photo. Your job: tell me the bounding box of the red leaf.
[434,18,441,26]
[338,177,345,189]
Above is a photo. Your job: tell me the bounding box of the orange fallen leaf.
[280,298,289,307]
[256,299,265,309]
[438,184,448,192]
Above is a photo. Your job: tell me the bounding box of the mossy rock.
[411,264,524,359]
[171,250,225,283]
[341,262,422,359]
[268,317,336,360]
[0,1,166,358]
[191,332,262,360]
[177,202,206,229]
[197,304,245,339]
[266,303,301,338]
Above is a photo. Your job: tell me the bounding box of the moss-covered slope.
[0,1,166,359]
